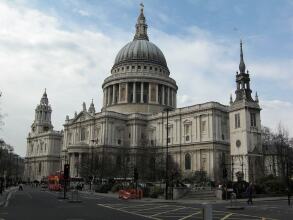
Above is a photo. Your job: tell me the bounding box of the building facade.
[24,6,263,183]
[24,91,63,181]
[60,7,262,183]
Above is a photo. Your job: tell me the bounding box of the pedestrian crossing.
[97,203,277,220]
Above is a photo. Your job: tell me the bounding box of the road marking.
[151,206,188,217]
[97,203,161,220]
[135,205,170,212]
[178,211,201,220]
[220,213,233,220]
[117,203,154,210]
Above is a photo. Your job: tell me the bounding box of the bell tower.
[31,89,53,134]
[229,41,262,182]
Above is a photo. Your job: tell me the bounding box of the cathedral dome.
[102,5,177,115]
[113,40,168,69]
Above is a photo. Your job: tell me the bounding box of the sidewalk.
[81,190,288,205]
[0,187,17,207]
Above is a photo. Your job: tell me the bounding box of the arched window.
[185,153,191,170]
[116,156,121,169]
[38,162,42,173]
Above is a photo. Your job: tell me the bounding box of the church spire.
[233,41,254,102]
[239,40,246,73]
[133,3,149,41]
[40,88,48,105]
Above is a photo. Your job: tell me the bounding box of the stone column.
[156,84,159,103]
[162,85,165,105]
[107,87,111,105]
[118,84,121,103]
[126,82,129,103]
[170,89,172,107]
[140,82,144,103]
[78,153,82,177]
[133,82,136,103]
[167,87,170,106]
[69,153,73,177]
[148,83,152,103]
[112,84,116,104]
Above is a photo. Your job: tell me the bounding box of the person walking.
[246,182,253,205]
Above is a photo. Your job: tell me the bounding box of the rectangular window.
[251,113,256,127]
[235,113,240,128]
[201,121,206,132]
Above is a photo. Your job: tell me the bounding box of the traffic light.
[64,164,70,180]
[134,167,138,181]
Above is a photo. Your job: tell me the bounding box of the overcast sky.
[0,0,293,157]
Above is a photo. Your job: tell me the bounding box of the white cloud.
[261,100,293,136]
[0,1,292,157]
[0,1,125,156]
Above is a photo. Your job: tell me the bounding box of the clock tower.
[229,41,262,182]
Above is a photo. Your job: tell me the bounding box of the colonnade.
[103,82,176,108]
[68,152,84,177]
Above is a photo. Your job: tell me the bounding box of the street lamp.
[163,107,171,200]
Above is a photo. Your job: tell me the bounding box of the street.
[0,186,292,220]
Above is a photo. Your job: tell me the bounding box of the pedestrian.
[18,182,23,191]
[246,182,253,205]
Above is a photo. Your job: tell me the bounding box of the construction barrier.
[118,189,143,200]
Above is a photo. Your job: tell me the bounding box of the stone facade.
[61,7,262,183]
[25,7,263,183]
[24,91,63,181]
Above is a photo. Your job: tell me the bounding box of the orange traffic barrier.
[118,189,143,200]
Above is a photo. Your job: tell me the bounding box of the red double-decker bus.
[48,171,64,191]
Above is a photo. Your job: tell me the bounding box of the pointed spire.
[230,94,233,104]
[40,88,48,105]
[74,111,77,118]
[133,3,149,41]
[255,92,259,102]
[239,40,246,73]
[88,99,96,114]
[82,102,86,112]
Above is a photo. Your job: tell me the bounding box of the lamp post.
[164,108,170,200]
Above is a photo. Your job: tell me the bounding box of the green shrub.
[149,186,164,198]
[111,183,123,193]
[95,183,112,193]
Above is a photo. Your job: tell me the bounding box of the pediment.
[72,111,94,123]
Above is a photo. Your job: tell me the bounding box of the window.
[138,66,141,69]
[81,127,86,141]
[117,139,121,145]
[38,162,42,173]
[144,66,147,70]
[250,113,256,127]
[132,66,135,69]
[185,153,191,170]
[126,66,129,70]
[150,66,152,70]
[184,124,191,142]
[201,121,206,132]
[235,113,240,128]
[116,156,121,169]
[122,67,124,71]
[155,67,157,71]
